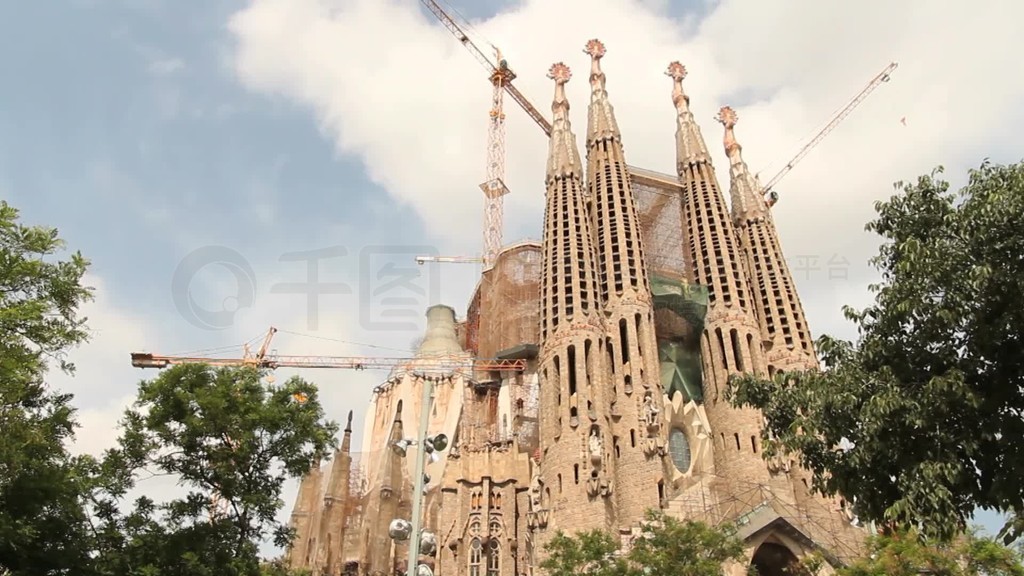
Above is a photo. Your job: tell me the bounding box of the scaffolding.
[474,241,542,360]
[630,166,691,284]
[664,473,866,565]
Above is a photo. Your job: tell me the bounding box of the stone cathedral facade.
[285,41,866,576]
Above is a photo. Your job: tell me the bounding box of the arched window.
[668,428,692,473]
[469,538,483,576]
[487,539,500,576]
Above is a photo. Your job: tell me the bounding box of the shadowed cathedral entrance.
[750,542,800,576]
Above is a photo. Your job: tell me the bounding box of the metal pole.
[406,375,435,576]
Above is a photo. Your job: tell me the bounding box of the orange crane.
[758,62,898,207]
[129,327,525,519]
[129,326,526,373]
[418,0,550,271]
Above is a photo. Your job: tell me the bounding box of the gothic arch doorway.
[750,542,800,576]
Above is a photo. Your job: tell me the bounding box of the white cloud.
[148,57,185,76]
[225,0,1024,346]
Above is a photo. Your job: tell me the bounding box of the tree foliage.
[831,529,1024,576]
[0,200,334,575]
[729,160,1024,542]
[540,510,747,576]
[91,365,339,575]
[0,200,95,572]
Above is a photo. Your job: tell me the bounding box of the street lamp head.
[416,564,434,576]
[420,530,438,556]
[389,518,413,541]
[425,434,448,453]
[391,439,411,457]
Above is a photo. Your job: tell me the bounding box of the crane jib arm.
[130,352,526,372]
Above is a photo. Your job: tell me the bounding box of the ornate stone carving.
[588,427,603,465]
[642,390,661,434]
[585,471,613,498]
[528,467,544,512]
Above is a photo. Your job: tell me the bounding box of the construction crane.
[128,327,525,524]
[418,0,551,270]
[415,255,483,265]
[129,327,526,373]
[759,62,898,207]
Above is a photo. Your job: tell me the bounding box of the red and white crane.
[130,327,525,373]
[421,1,896,213]
[417,0,551,270]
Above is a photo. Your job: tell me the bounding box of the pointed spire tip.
[716,106,742,156]
[345,410,353,431]
[584,39,606,59]
[715,106,738,128]
[666,61,688,81]
[548,62,571,84]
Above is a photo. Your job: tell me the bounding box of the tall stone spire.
[314,411,355,574]
[715,107,816,371]
[668,62,712,168]
[584,39,621,148]
[583,39,667,522]
[715,107,864,554]
[666,62,774,501]
[537,62,615,542]
[286,459,324,570]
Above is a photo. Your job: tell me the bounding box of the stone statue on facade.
[588,428,603,465]
[642,390,660,433]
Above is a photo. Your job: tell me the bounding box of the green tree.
[832,529,1024,576]
[729,160,1024,543]
[0,200,95,573]
[541,510,747,576]
[90,365,338,575]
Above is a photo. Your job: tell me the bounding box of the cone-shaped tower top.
[583,39,651,303]
[341,409,353,453]
[546,63,583,180]
[584,39,620,146]
[666,62,712,168]
[540,61,602,340]
[715,106,769,223]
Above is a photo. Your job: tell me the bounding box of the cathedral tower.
[583,39,667,522]
[666,62,772,494]
[287,460,324,570]
[716,107,865,558]
[715,107,817,374]
[313,410,355,575]
[537,62,615,537]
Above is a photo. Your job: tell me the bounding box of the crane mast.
[418,0,552,270]
[761,62,898,206]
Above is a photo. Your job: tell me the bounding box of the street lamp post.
[406,376,435,576]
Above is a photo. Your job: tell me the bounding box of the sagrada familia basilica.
[283,40,866,576]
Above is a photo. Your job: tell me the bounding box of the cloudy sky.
[3,0,1021,557]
